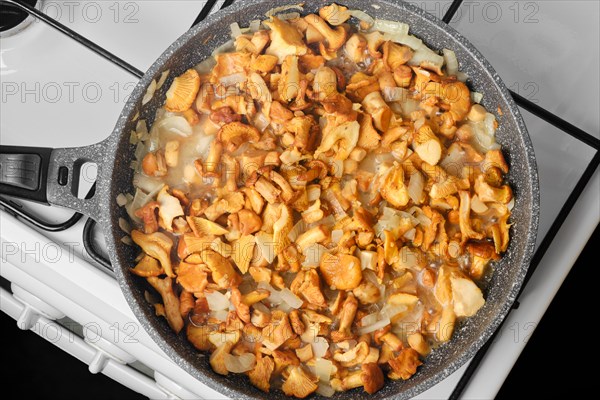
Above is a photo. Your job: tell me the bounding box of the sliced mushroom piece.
[131,230,174,277]
[210,341,236,375]
[357,112,381,150]
[318,3,350,26]
[330,293,359,342]
[248,355,275,392]
[186,324,215,351]
[156,187,184,231]
[382,41,414,70]
[147,276,184,333]
[200,249,241,289]
[130,255,164,277]
[264,16,308,62]
[412,124,442,166]
[217,121,260,153]
[450,274,485,317]
[278,55,301,103]
[380,163,410,208]
[333,341,369,367]
[458,191,486,243]
[281,366,318,399]
[304,14,347,51]
[361,91,391,132]
[364,31,385,58]
[320,253,363,291]
[165,68,200,112]
[474,175,513,204]
[407,332,430,356]
[176,262,208,293]
[388,348,422,380]
[262,310,295,351]
[345,33,368,63]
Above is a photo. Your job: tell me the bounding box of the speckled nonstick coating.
[85,1,539,398]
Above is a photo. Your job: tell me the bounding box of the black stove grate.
[1,0,598,397]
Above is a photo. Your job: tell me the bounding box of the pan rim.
[101,1,540,398]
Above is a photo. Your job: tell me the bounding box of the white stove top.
[1,1,598,399]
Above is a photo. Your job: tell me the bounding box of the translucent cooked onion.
[225,353,256,373]
[275,12,300,20]
[116,193,128,207]
[253,112,270,132]
[288,219,307,242]
[280,288,303,309]
[315,358,333,382]
[257,281,282,304]
[381,303,408,320]
[118,217,131,234]
[317,383,335,397]
[395,33,422,50]
[408,171,424,203]
[206,290,230,311]
[230,22,242,39]
[442,48,459,76]
[142,79,157,105]
[255,231,276,263]
[265,3,303,17]
[348,9,374,26]
[156,70,170,90]
[403,228,416,241]
[471,195,488,214]
[211,40,234,56]
[382,86,409,102]
[311,337,329,358]
[361,312,378,326]
[249,19,261,32]
[195,57,216,74]
[507,197,515,211]
[471,92,483,104]
[359,250,377,271]
[302,243,329,267]
[219,73,246,87]
[210,309,229,321]
[156,115,193,137]
[373,19,409,35]
[357,316,391,335]
[331,229,343,244]
[133,174,164,193]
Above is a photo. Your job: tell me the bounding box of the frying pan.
[0,0,539,398]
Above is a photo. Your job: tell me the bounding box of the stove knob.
[88,351,108,374]
[16,305,38,330]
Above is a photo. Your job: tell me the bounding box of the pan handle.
[0,141,107,222]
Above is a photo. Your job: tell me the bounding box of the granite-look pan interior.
[97,1,539,398]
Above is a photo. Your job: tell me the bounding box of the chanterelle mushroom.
[282,366,318,399]
[131,230,174,277]
[320,253,362,290]
[264,16,308,63]
[248,355,275,392]
[147,277,184,333]
[388,348,422,380]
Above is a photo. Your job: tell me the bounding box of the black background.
[1,225,596,399]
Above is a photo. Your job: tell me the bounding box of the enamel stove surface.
[1,1,598,399]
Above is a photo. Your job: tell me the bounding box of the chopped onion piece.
[249,19,261,32]
[471,195,488,214]
[357,316,391,335]
[382,86,409,102]
[348,9,374,26]
[331,229,343,244]
[471,92,483,104]
[403,228,416,241]
[275,12,300,20]
[195,57,216,74]
[118,217,131,234]
[253,112,270,132]
[206,290,230,311]
[257,282,282,304]
[280,288,303,309]
[288,219,307,242]
[116,193,128,207]
[255,231,276,263]
[381,303,408,320]
[315,358,333,382]
[317,383,335,397]
[156,115,193,137]
[361,312,378,326]
[265,4,303,17]
[142,79,157,105]
[373,19,409,35]
[408,171,424,203]
[211,309,229,321]
[394,33,422,50]
[252,301,270,315]
[225,353,256,373]
[211,40,234,56]
[307,186,321,202]
[456,71,469,82]
[220,73,246,87]
[156,70,170,90]
[408,48,445,71]
[359,250,377,271]
[311,337,329,358]
[121,236,133,246]
[507,197,515,211]
[230,22,242,39]
[442,48,459,76]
